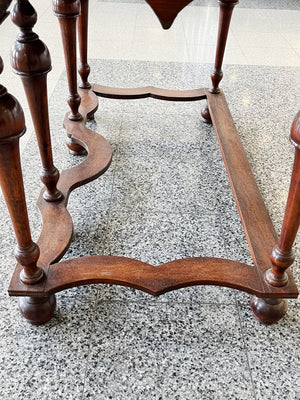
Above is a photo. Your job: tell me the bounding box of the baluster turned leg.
[251,111,300,324]
[0,57,56,325]
[201,0,238,123]
[78,0,91,89]
[53,0,86,155]
[11,0,63,202]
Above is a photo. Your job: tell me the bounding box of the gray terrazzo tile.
[83,301,254,400]
[238,304,300,400]
[98,282,238,304]
[220,209,253,266]
[104,210,227,265]
[0,296,95,400]
[118,108,210,145]
[111,145,225,215]
[124,60,196,89]
[97,207,241,303]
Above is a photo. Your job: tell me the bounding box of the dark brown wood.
[92,84,207,101]
[207,91,278,272]
[11,0,63,202]
[210,0,239,94]
[250,296,288,325]
[8,89,299,309]
[19,294,56,325]
[145,0,193,29]
[0,56,44,286]
[7,89,111,297]
[0,0,12,24]
[266,111,300,286]
[7,255,299,299]
[78,0,91,89]
[201,105,212,124]
[250,112,300,324]
[1,0,298,326]
[53,0,82,123]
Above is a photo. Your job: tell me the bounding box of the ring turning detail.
[0,0,299,326]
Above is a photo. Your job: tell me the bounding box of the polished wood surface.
[210,0,238,94]
[11,0,63,202]
[145,0,193,29]
[0,0,299,325]
[92,84,207,101]
[78,0,91,89]
[0,0,12,23]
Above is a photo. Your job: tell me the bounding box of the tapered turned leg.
[210,0,239,94]
[78,0,91,89]
[0,57,56,324]
[11,0,63,202]
[251,111,300,324]
[53,0,86,155]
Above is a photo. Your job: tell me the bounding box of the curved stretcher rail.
[92,84,207,101]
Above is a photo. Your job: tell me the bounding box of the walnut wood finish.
[11,0,63,202]
[145,0,193,29]
[7,88,299,308]
[250,111,300,324]
[78,0,91,89]
[201,105,212,124]
[1,0,299,326]
[250,297,288,325]
[0,56,43,285]
[267,111,300,286]
[0,0,12,24]
[53,0,82,122]
[7,88,112,292]
[19,295,56,326]
[7,255,299,299]
[210,0,239,94]
[0,54,55,324]
[92,84,207,101]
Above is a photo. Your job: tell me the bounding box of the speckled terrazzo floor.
[0,59,299,399]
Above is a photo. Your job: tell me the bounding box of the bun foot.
[250,296,288,325]
[19,294,56,325]
[201,105,212,124]
[66,136,87,156]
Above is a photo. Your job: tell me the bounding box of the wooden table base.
[6,86,300,325]
[0,0,299,325]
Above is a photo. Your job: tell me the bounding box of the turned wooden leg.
[53,0,86,155]
[78,0,91,89]
[210,0,239,94]
[53,0,82,122]
[0,57,56,324]
[251,111,300,324]
[11,0,63,202]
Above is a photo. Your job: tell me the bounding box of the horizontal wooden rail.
[8,255,299,298]
[206,90,298,295]
[92,84,207,101]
